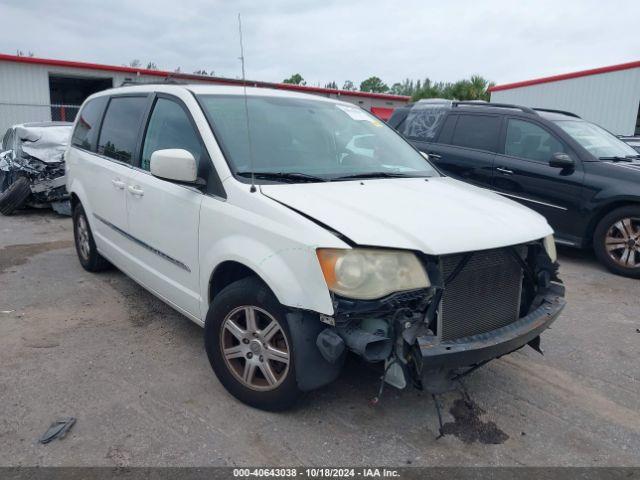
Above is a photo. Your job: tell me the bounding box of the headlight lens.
[316,248,430,300]
[543,234,557,262]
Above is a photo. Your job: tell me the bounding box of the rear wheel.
[72,203,110,272]
[204,277,300,411]
[0,176,31,215]
[593,206,640,278]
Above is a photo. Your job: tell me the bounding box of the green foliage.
[360,76,389,93]
[410,75,495,102]
[342,80,356,91]
[324,81,338,89]
[283,73,306,85]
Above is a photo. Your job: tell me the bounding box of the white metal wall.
[490,68,640,135]
[0,60,407,134]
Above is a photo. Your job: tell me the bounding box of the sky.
[1,0,639,89]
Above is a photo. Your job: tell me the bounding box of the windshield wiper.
[236,171,327,183]
[332,171,423,181]
[599,156,634,162]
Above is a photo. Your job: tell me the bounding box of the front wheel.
[72,203,111,272]
[204,277,301,411]
[593,206,640,278]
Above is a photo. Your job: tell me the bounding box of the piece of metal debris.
[39,417,76,444]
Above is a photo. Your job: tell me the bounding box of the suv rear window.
[450,114,500,152]
[401,103,449,142]
[97,96,148,164]
[71,96,108,151]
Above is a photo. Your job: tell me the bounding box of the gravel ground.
[0,210,638,467]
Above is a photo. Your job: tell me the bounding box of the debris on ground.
[0,122,73,216]
[39,417,76,444]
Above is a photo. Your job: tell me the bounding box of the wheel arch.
[584,199,640,247]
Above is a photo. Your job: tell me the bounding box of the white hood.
[261,176,553,255]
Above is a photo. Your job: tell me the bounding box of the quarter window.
[141,98,203,171]
[97,96,147,164]
[450,115,500,152]
[505,119,564,162]
[71,96,108,152]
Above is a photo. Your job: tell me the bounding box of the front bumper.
[417,283,566,369]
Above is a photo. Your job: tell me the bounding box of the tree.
[283,73,306,85]
[146,62,157,70]
[342,80,356,91]
[324,81,338,89]
[410,75,494,102]
[360,76,389,93]
[129,59,141,68]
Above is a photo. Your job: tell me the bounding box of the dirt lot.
[0,210,638,467]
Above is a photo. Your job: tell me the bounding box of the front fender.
[200,234,335,317]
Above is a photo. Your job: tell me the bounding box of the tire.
[204,276,301,411]
[0,176,31,215]
[72,203,110,272]
[593,206,640,278]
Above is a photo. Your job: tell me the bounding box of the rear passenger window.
[505,119,565,162]
[97,96,147,164]
[450,115,500,152]
[402,104,449,142]
[71,96,107,151]
[141,98,203,171]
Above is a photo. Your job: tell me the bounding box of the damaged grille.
[438,247,524,341]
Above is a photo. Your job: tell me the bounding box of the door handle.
[427,152,442,159]
[127,185,144,197]
[496,167,514,175]
[111,178,126,189]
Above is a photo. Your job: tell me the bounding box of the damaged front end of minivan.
[303,239,565,394]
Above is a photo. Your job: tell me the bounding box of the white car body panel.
[66,84,554,326]
[261,176,553,255]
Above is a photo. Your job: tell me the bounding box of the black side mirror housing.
[549,153,575,169]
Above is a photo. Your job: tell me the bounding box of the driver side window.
[505,119,565,163]
[142,98,203,171]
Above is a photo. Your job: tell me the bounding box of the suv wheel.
[72,204,111,272]
[205,276,300,411]
[593,206,640,278]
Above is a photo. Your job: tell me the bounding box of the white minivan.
[66,84,565,410]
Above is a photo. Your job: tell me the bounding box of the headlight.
[316,248,430,300]
[543,234,557,262]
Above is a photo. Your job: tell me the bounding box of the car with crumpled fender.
[0,121,72,215]
[65,84,565,410]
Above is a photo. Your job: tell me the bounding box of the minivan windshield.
[198,95,439,182]
[554,120,638,159]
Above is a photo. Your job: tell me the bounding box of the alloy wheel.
[76,214,91,261]
[220,305,290,391]
[604,217,640,269]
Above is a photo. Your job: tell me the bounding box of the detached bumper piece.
[417,283,565,369]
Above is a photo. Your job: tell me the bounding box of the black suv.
[389,100,640,278]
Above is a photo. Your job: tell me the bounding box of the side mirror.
[150,149,197,183]
[549,152,575,169]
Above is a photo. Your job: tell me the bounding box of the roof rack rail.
[452,101,536,114]
[533,108,580,118]
[120,78,185,86]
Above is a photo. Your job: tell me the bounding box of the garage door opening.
[48,75,113,122]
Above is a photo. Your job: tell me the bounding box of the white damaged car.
[66,85,565,410]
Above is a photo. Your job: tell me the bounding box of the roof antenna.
[238,13,256,193]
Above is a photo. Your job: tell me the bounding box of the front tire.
[72,203,110,272]
[204,277,301,411]
[593,206,640,278]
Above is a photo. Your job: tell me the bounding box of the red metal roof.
[0,53,410,102]
[489,60,640,92]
